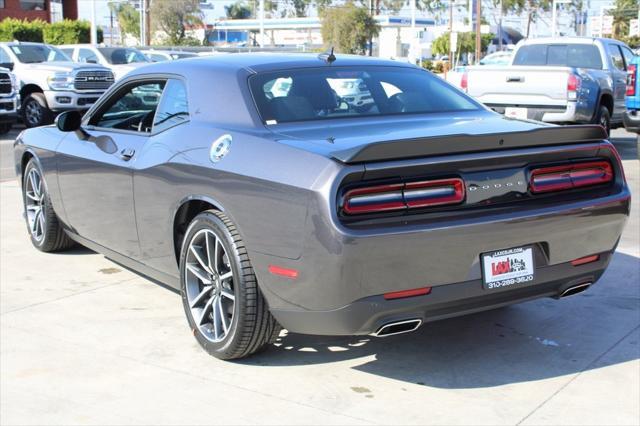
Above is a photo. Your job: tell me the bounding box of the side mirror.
[55,110,82,132]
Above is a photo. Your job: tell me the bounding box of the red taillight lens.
[404,178,465,208]
[460,72,468,92]
[627,65,637,96]
[343,178,465,215]
[567,74,581,100]
[530,161,613,194]
[343,183,405,215]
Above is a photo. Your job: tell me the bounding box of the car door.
[57,78,167,258]
[606,43,628,120]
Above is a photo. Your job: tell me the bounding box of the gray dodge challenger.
[13,54,630,359]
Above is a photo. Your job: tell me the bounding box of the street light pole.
[90,0,98,44]
[475,0,481,63]
[259,0,265,47]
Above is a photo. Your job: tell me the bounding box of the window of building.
[20,0,46,11]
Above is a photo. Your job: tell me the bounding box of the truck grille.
[74,70,114,91]
[0,72,12,95]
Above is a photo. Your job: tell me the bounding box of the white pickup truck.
[0,42,115,128]
[463,37,637,134]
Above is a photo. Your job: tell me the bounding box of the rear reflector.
[530,161,613,193]
[571,254,600,266]
[384,287,432,300]
[268,265,299,279]
[343,178,465,215]
[627,64,636,96]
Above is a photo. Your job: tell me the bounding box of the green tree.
[608,0,639,39]
[225,1,253,19]
[151,0,203,45]
[494,0,551,37]
[431,31,494,56]
[109,3,140,42]
[321,2,379,54]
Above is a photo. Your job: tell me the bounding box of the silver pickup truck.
[0,42,114,128]
[464,37,636,134]
[0,67,19,134]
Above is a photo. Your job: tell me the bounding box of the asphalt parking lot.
[1,127,638,425]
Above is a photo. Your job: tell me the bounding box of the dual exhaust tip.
[373,282,592,337]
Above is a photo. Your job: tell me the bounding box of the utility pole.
[475,0,481,64]
[498,0,502,50]
[259,0,265,47]
[448,0,453,71]
[90,0,98,44]
[145,0,151,46]
[139,0,145,46]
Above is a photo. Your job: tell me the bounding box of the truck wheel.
[594,105,611,136]
[22,159,75,252]
[22,93,53,128]
[0,123,11,135]
[180,210,281,360]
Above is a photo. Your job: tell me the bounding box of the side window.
[608,44,625,71]
[90,80,166,133]
[620,46,635,70]
[78,48,98,64]
[153,79,189,132]
[59,48,74,58]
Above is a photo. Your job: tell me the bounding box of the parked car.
[0,67,19,134]
[0,42,115,128]
[464,37,636,134]
[60,45,150,80]
[143,50,198,62]
[14,54,630,360]
[623,54,639,133]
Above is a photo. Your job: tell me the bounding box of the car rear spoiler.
[330,125,608,164]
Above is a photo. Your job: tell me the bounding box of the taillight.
[627,64,636,96]
[567,74,581,100]
[343,178,465,215]
[530,161,613,194]
[460,72,468,92]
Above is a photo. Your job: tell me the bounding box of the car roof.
[519,36,624,45]
[127,52,415,76]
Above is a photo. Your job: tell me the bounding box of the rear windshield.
[98,48,149,65]
[249,66,480,124]
[513,44,603,69]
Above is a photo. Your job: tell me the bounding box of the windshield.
[98,48,149,65]
[513,44,603,69]
[9,44,70,64]
[250,66,480,124]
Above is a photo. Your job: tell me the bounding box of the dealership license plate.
[481,247,535,290]
[505,107,528,120]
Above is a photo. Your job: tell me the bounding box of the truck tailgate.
[467,66,572,106]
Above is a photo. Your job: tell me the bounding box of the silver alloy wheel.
[25,99,43,126]
[25,168,45,242]
[185,229,236,343]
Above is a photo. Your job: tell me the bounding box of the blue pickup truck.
[624,55,639,133]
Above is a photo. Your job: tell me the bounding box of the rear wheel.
[180,210,281,360]
[22,93,53,128]
[594,105,611,136]
[22,159,74,252]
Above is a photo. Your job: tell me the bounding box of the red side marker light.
[384,286,432,300]
[571,255,600,266]
[268,265,299,279]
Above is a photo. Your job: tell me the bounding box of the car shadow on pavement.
[612,135,639,160]
[239,251,639,389]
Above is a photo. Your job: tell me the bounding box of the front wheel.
[22,93,53,128]
[180,210,281,360]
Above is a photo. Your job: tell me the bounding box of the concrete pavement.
[0,129,638,425]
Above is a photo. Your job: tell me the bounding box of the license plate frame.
[481,246,535,290]
[505,107,528,120]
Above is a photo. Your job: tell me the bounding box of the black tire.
[22,159,75,252]
[0,122,11,135]
[22,93,53,128]
[180,210,281,360]
[594,105,611,136]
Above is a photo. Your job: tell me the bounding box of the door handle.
[120,148,135,161]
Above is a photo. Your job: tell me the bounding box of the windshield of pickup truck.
[98,48,149,65]
[9,44,70,64]
[250,66,480,124]
[513,44,603,69]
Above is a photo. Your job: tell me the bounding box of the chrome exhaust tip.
[560,282,592,298]
[373,319,422,337]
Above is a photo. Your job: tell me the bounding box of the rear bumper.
[623,110,640,134]
[270,252,611,335]
[487,102,591,123]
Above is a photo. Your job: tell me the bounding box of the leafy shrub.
[421,59,434,71]
[0,18,45,42]
[43,19,103,45]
